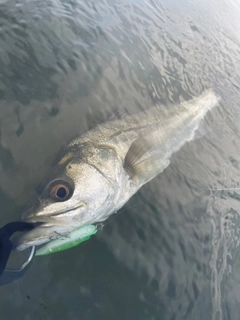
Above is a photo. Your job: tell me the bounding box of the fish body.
[13,90,219,251]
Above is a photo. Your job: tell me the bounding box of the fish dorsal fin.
[107,108,132,122]
[124,136,170,183]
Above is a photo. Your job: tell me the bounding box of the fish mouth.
[23,203,85,220]
[22,203,86,225]
[12,204,86,251]
[36,204,85,218]
[12,221,73,251]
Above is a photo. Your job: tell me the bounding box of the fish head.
[13,150,116,251]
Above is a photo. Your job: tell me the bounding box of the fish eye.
[49,182,72,201]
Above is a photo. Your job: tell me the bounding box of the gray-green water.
[1,0,240,319]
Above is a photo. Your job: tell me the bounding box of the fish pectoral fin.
[127,155,170,183]
[124,137,170,183]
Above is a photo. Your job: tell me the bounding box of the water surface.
[0,0,240,319]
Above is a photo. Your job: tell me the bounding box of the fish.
[12,90,219,251]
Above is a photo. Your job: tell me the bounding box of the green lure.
[35,225,97,256]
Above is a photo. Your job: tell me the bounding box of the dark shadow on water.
[0,132,16,171]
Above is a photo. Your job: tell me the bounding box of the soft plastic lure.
[35,225,97,256]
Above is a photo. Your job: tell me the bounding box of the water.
[0,0,240,319]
